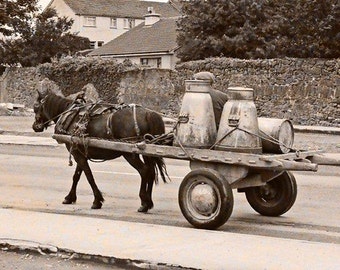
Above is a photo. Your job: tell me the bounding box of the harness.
[105,103,140,137]
[55,102,141,139]
[36,94,174,167]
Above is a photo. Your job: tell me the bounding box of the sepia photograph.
[0,0,339,269]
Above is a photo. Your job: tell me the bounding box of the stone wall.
[176,58,340,126]
[0,57,339,127]
[118,68,180,117]
[0,67,43,106]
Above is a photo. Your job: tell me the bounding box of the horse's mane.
[45,91,73,118]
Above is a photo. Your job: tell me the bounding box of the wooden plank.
[307,154,340,166]
[277,159,318,171]
[52,134,319,171]
[259,150,324,161]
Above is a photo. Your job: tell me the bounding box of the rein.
[38,95,88,129]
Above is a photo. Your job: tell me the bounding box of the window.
[124,18,135,29]
[140,57,162,68]
[140,58,149,66]
[84,16,96,27]
[129,19,135,28]
[110,18,117,28]
[97,41,104,47]
[90,41,96,49]
[156,58,162,68]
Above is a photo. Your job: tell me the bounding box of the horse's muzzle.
[32,122,44,132]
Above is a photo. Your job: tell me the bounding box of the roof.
[58,0,181,18]
[89,17,179,56]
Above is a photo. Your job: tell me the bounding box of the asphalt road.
[0,143,339,245]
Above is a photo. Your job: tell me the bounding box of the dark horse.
[32,88,168,212]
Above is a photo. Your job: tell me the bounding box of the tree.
[273,0,340,58]
[0,4,90,67]
[0,0,38,37]
[176,0,340,61]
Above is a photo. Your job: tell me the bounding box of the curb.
[1,115,340,136]
[0,130,53,137]
[163,117,340,135]
[0,241,184,270]
[294,126,340,135]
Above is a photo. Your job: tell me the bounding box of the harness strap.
[106,113,113,136]
[54,103,80,133]
[105,104,140,138]
[131,104,141,137]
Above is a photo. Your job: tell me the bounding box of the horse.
[32,88,169,213]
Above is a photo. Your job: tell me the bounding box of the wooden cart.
[52,134,340,230]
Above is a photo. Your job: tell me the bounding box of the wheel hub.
[260,184,278,200]
[190,183,217,216]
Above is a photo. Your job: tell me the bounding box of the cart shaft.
[52,134,325,172]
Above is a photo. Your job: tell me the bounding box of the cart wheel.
[245,171,297,216]
[178,169,234,230]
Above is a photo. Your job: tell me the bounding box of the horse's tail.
[144,156,170,184]
[144,109,170,183]
[155,157,170,184]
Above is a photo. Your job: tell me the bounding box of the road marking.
[93,170,183,180]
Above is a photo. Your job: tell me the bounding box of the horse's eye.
[33,103,40,113]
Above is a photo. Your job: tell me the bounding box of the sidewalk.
[1,116,339,154]
[1,116,340,135]
[294,125,340,135]
[0,134,58,147]
[0,209,339,270]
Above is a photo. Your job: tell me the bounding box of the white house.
[46,0,181,48]
[88,11,180,69]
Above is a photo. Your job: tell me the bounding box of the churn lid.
[185,80,211,93]
[227,87,254,100]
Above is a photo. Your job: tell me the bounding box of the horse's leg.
[63,164,82,204]
[72,152,104,209]
[142,156,156,210]
[123,154,153,213]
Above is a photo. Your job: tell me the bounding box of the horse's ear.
[37,89,42,99]
[37,82,48,98]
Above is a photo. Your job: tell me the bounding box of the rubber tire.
[245,171,297,216]
[178,168,234,230]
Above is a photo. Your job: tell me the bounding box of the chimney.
[144,7,161,26]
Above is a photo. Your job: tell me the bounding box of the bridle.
[33,95,55,130]
[33,93,88,131]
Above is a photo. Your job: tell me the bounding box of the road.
[1,143,339,245]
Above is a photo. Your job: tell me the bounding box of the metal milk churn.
[258,117,294,154]
[173,80,217,148]
[214,87,262,153]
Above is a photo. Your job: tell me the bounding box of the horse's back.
[56,102,164,140]
[87,113,112,139]
[145,110,165,135]
[83,105,165,160]
[109,106,165,139]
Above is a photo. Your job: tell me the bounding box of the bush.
[38,57,140,102]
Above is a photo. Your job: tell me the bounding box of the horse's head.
[32,88,50,132]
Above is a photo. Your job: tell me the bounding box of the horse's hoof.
[138,205,149,213]
[91,201,102,209]
[138,203,153,213]
[62,198,76,204]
